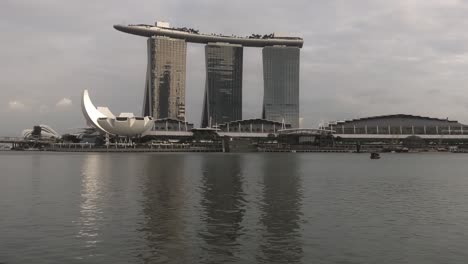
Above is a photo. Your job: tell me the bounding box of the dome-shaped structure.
[22,124,61,139]
[81,89,153,136]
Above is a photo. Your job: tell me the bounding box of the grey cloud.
[2,0,468,135]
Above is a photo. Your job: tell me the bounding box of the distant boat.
[370,152,380,159]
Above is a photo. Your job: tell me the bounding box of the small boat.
[370,152,380,159]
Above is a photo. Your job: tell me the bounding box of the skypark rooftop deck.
[114,24,304,48]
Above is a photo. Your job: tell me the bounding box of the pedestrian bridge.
[0,137,25,143]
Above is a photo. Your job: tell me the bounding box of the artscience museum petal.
[97,117,153,136]
[81,89,153,136]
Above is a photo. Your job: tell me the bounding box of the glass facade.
[201,43,243,127]
[262,46,300,128]
[143,36,187,120]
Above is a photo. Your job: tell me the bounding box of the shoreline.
[2,148,465,154]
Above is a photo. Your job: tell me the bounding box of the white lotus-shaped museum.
[81,89,153,136]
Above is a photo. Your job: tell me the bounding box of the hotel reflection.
[257,155,304,263]
[77,154,106,253]
[139,155,188,263]
[198,155,245,260]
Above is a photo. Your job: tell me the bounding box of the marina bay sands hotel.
[114,21,303,127]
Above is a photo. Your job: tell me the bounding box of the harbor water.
[1,152,468,263]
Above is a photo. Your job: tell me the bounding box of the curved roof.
[278,128,334,135]
[38,124,60,136]
[218,118,289,126]
[114,24,304,48]
[335,114,461,124]
[22,124,61,139]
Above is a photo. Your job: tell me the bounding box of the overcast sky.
[2,0,468,135]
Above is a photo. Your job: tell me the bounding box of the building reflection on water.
[30,154,43,197]
[76,153,303,262]
[257,154,304,263]
[77,154,107,252]
[139,154,188,263]
[198,154,246,262]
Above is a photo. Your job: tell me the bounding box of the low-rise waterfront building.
[327,114,467,135]
[153,118,194,131]
[217,119,291,133]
